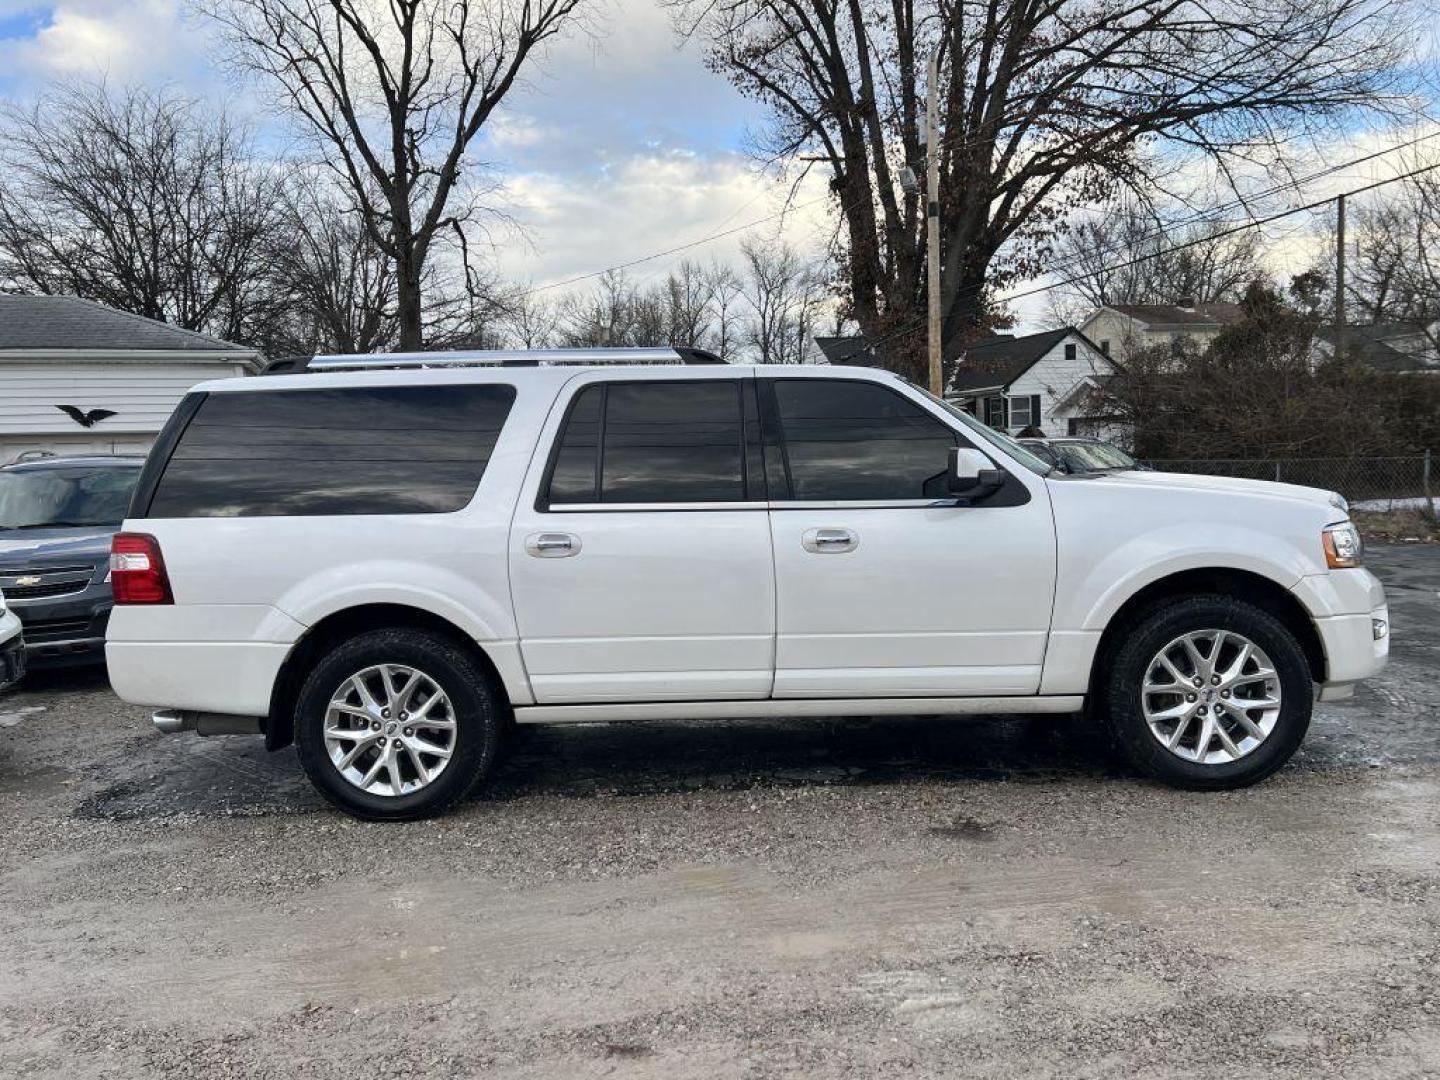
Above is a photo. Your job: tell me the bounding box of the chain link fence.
[1141,453,1436,510]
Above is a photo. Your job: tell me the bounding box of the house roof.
[0,294,257,358]
[1049,373,1119,413]
[1098,302,1244,329]
[1315,321,1440,373]
[812,335,885,367]
[949,328,1075,393]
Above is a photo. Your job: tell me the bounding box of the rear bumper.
[106,641,291,717]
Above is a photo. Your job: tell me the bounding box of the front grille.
[20,616,96,643]
[4,579,90,599]
[0,563,99,600]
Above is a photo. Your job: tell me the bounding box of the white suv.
[105,348,1389,819]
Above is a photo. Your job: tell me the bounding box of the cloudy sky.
[0,0,1436,331]
[0,0,837,303]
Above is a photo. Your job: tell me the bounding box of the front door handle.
[802,527,858,554]
[525,532,581,558]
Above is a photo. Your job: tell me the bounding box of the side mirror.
[947,446,1006,503]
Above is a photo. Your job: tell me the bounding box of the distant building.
[0,295,261,462]
[809,326,1123,440]
[1079,301,1245,364]
[947,328,1122,439]
[1313,320,1440,373]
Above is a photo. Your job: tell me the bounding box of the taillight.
[110,532,173,605]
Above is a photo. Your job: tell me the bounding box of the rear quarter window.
[144,384,515,518]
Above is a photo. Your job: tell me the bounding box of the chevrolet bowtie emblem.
[14,576,42,587]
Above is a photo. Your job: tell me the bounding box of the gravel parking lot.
[2,544,1439,1079]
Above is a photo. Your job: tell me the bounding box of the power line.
[859,158,1440,358]
[524,127,1440,302]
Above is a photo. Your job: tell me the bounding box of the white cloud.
[1,1,180,80]
[492,149,836,290]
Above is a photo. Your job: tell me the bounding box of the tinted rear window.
[546,381,749,504]
[147,385,515,517]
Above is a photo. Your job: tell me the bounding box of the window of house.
[1100,339,1111,356]
[983,395,1006,428]
[546,381,750,505]
[770,379,958,501]
[1008,396,1034,428]
[146,385,516,518]
[1064,343,1077,362]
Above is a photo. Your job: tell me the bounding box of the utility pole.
[1335,193,1347,361]
[926,49,942,398]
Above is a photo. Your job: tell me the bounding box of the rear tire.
[295,628,501,821]
[1098,594,1313,790]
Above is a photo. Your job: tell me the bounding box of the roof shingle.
[948,328,1073,392]
[0,294,255,355]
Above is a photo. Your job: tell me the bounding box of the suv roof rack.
[294,346,726,373]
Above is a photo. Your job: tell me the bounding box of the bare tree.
[558,270,656,347]
[740,237,826,364]
[501,286,562,349]
[662,261,718,348]
[705,260,746,359]
[670,0,1412,381]
[201,0,587,349]
[0,82,282,344]
[1344,171,1440,350]
[265,175,399,357]
[1044,203,1267,325]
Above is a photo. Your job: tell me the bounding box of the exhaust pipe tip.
[151,709,262,736]
[152,709,194,734]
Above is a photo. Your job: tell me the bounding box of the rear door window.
[545,381,754,505]
[146,384,515,517]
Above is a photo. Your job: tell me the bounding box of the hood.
[1088,470,1347,513]
[0,526,117,568]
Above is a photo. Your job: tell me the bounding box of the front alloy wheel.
[1141,630,1282,764]
[1100,595,1312,790]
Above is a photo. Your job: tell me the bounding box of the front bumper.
[0,614,25,689]
[11,589,113,668]
[1292,568,1389,700]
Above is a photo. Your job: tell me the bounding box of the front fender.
[1066,524,1310,632]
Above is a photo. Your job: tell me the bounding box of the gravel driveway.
[2,545,1439,1079]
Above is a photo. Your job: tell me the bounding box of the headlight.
[1323,522,1364,569]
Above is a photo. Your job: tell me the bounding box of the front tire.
[295,628,501,820]
[1099,595,1313,790]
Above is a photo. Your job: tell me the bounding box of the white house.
[0,295,261,463]
[946,328,1122,439]
[1079,301,1244,364]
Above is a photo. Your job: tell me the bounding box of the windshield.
[0,466,140,529]
[909,385,1055,475]
[1056,441,1138,472]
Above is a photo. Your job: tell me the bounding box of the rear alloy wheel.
[296,628,500,820]
[323,664,457,797]
[1101,595,1313,790]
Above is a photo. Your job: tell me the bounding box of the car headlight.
[1323,521,1364,569]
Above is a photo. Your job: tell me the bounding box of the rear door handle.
[525,532,580,558]
[802,527,857,554]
